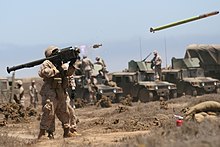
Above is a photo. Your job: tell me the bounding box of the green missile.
[150,11,219,33]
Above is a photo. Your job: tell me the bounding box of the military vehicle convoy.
[74,64,123,103]
[112,60,177,103]
[162,57,220,96]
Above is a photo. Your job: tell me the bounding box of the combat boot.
[70,128,81,136]
[63,128,76,138]
[38,129,46,139]
[47,130,54,139]
[71,131,81,136]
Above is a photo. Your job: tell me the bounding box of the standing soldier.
[15,80,25,107]
[38,46,79,139]
[151,50,162,81]
[81,55,94,83]
[29,80,38,108]
[95,56,109,82]
[81,55,95,103]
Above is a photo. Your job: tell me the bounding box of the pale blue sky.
[0,0,220,78]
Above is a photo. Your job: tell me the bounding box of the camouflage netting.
[0,103,37,126]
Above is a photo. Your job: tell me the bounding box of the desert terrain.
[0,78,220,147]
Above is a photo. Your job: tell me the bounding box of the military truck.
[74,64,123,103]
[0,77,11,103]
[185,44,220,80]
[0,73,21,103]
[111,60,177,103]
[162,57,220,96]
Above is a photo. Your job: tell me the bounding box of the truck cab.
[74,63,123,103]
[112,60,177,103]
[0,78,10,103]
[162,57,220,96]
[0,73,22,103]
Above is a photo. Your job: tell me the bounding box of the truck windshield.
[188,68,205,77]
[140,73,154,81]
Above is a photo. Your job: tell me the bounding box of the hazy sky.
[0,0,220,78]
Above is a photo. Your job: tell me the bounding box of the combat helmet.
[45,46,59,57]
[95,56,100,61]
[153,50,158,55]
[83,55,87,59]
[16,80,23,86]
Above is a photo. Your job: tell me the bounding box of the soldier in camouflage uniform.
[81,55,94,83]
[14,80,25,107]
[95,56,109,82]
[151,50,162,81]
[81,55,95,103]
[29,80,38,108]
[38,46,79,139]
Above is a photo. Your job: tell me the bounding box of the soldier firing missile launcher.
[150,11,219,33]
[7,46,80,73]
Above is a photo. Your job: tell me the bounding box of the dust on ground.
[0,79,220,147]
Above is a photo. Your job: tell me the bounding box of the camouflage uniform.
[66,95,78,132]
[67,75,76,108]
[29,80,38,108]
[151,51,162,80]
[15,80,25,107]
[38,46,78,139]
[81,56,95,103]
[95,56,109,82]
[81,56,94,82]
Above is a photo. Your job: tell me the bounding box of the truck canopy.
[184,44,220,66]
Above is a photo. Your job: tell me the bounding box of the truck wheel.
[170,90,177,98]
[132,97,139,102]
[185,87,197,97]
[198,89,205,95]
[138,89,153,103]
[216,88,220,94]
[114,94,123,103]
[96,94,102,101]
[192,89,197,97]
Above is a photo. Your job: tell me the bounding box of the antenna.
[139,37,142,60]
[164,37,168,68]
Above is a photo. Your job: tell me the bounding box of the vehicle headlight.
[155,86,158,90]
[201,82,205,86]
[113,89,117,93]
[168,86,171,89]
[77,79,81,82]
[99,89,103,94]
[214,82,217,86]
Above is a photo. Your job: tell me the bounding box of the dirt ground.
[0,79,220,147]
